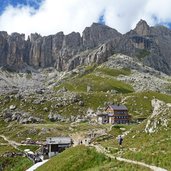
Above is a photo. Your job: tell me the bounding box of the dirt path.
[0,135,22,151]
[1,134,166,171]
[0,134,47,171]
[92,144,167,171]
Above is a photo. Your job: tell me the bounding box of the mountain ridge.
[1,20,171,74]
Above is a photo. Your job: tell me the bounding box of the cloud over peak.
[0,0,171,37]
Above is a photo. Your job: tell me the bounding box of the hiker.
[118,135,123,146]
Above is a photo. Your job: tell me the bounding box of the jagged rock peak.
[134,19,150,36]
[29,33,42,42]
[82,22,122,49]
[91,22,111,28]
[89,22,121,33]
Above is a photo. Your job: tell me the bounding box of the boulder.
[9,105,16,110]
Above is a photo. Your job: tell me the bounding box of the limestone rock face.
[134,19,150,36]
[51,32,64,71]
[27,23,121,71]
[82,23,122,49]
[29,33,42,67]
[1,21,171,74]
[40,35,53,67]
[113,20,171,75]
[0,32,8,66]
[0,32,30,69]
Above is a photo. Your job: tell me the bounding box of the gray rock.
[78,101,84,106]
[70,115,76,122]
[82,23,121,49]
[9,105,16,110]
[43,107,49,112]
[4,118,12,123]
[11,112,21,121]
[87,85,92,92]
[48,112,64,122]
[3,111,12,119]
[57,87,67,93]
[48,113,55,121]
[35,89,44,94]
[0,20,171,74]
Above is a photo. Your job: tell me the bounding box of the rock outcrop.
[82,23,121,49]
[145,99,171,133]
[1,20,171,74]
[1,110,43,124]
[134,19,150,36]
[116,19,171,74]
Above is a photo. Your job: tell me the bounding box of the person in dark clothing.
[118,135,123,146]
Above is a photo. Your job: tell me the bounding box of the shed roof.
[97,113,108,117]
[46,137,72,145]
[108,104,128,110]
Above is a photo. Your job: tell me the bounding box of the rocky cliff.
[116,20,171,75]
[0,20,171,74]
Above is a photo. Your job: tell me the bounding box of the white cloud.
[0,0,171,37]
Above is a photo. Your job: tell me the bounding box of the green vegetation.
[93,117,171,170]
[1,64,171,170]
[0,145,17,156]
[55,64,133,93]
[37,145,107,171]
[55,74,133,93]
[96,67,131,77]
[122,121,171,170]
[0,142,32,171]
[123,91,171,118]
[0,137,6,143]
[18,145,40,152]
[37,145,150,171]
[81,92,115,109]
[0,122,70,142]
[0,122,108,143]
[0,156,32,171]
[83,64,97,75]
[94,124,134,151]
[136,49,150,60]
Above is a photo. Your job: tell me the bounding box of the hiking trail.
[91,144,167,171]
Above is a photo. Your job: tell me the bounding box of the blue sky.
[0,0,171,36]
[0,0,42,14]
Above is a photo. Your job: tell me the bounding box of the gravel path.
[92,144,167,171]
[0,135,22,150]
[0,134,167,171]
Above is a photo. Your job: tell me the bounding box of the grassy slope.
[0,145,17,156]
[0,126,33,170]
[55,73,133,93]
[0,65,171,170]
[0,121,108,143]
[123,91,171,118]
[3,90,171,119]
[37,145,150,171]
[0,156,32,171]
[2,65,171,119]
[0,67,134,119]
[95,67,131,77]
[122,121,171,170]
[94,121,171,170]
[1,65,171,143]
